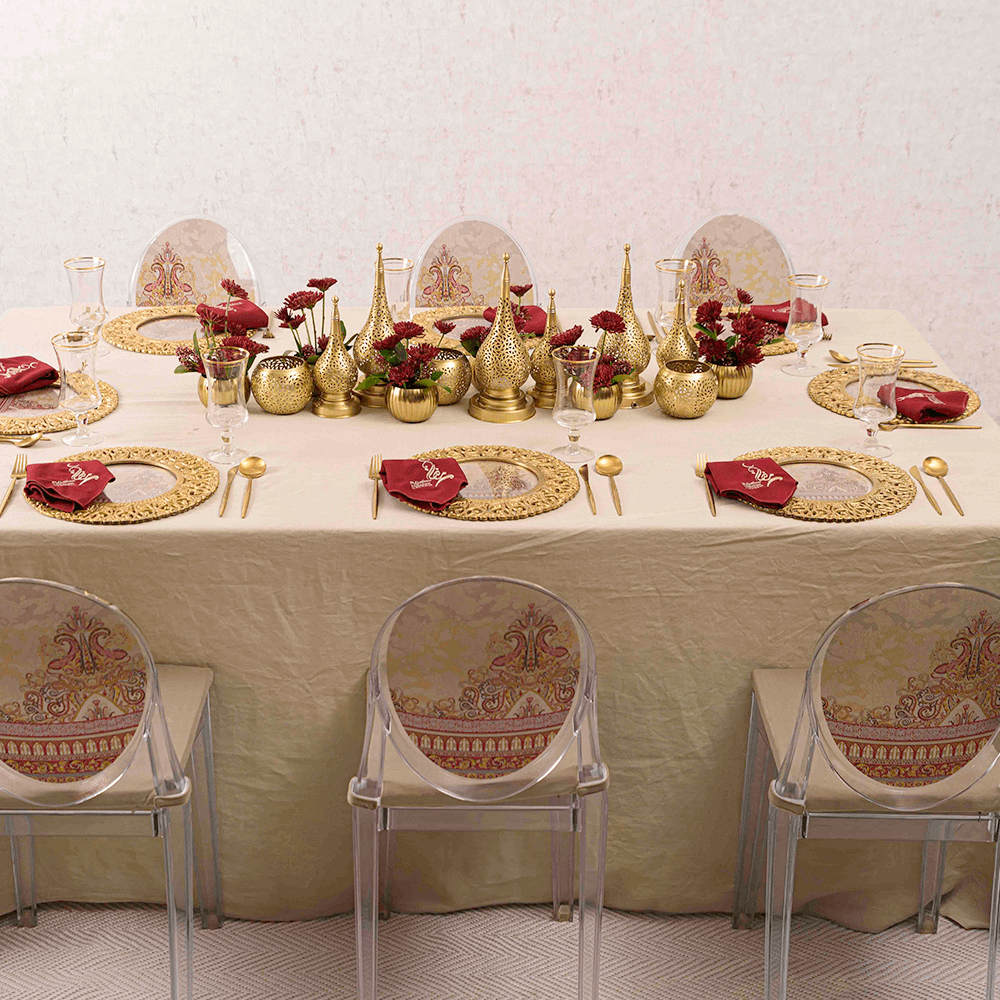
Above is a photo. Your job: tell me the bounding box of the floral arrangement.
[589,310,626,355]
[593,354,631,389]
[693,290,778,369]
[460,324,491,357]
[274,277,344,363]
[194,279,264,338]
[175,335,269,377]
[434,319,456,347]
[356,322,449,393]
[177,278,270,377]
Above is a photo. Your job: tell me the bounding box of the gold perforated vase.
[653,360,718,418]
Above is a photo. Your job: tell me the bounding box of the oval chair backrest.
[0,579,153,807]
[410,217,537,316]
[810,583,1000,811]
[130,216,263,307]
[673,213,792,312]
[376,577,592,802]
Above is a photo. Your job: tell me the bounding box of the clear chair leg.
[10,824,37,928]
[551,795,574,921]
[378,829,393,921]
[162,804,194,1000]
[917,833,949,934]
[764,802,798,1000]
[353,805,379,1000]
[188,698,223,929]
[986,834,1000,1000]
[576,790,608,1000]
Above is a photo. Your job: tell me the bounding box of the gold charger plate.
[0,382,118,434]
[103,306,204,355]
[732,446,916,522]
[25,446,219,525]
[760,337,796,356]
[807,367,980,424]
[404,445,579,521]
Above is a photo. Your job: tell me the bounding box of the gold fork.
[0,454,28,517]
[368,454,381,520]
[821,325,833,340]
[695,452,716,517]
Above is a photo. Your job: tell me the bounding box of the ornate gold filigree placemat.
[733,446,916,522]
[807,367,980,424]
[103,306,202,355]
[25,446,219,524]
[760,337,797,356]
[405,445,579,521]
[0,382,118,435]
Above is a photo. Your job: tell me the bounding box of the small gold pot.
[250,357,314,414]
[430,349,472,404]
[386,386,438,423]
[712,364,754,399]
[592,383,622,420]
[653,360,718,418]
[197,375,251,407]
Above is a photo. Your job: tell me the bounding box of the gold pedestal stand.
[616,243,654,409]
[468,386,536,423]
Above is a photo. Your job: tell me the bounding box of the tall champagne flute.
[551,345,600,463]
[853,342,905,457]
[780,274,830,376]
[203,347,250,465]
[64,256,110,358]
[51,332,104,446]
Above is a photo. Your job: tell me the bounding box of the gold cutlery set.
[910,457,963,516]
[579,456,624,516]
[219,456,267,518]
[0,455,27,517]
[0,433,48,447]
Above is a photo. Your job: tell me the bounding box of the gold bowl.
[197,375,251,408]
[653,360,718,418]
[386,386,438,423]
[712,363,754,399]
[430,349,472,404]
[250,357,314,414]
[593,384,622,420]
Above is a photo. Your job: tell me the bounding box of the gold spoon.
[829,350,934,366]
[922,456,963,516]
[595,454,623,516]
[239,456,267,518]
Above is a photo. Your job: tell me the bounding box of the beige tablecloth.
[0,306,998,931]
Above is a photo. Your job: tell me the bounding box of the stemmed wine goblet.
[780,274,830,376]
[551,345,600,463]
[64,256,110,358]
[853,342,906,457]
[51,332,104,447]
[203,347,250,465]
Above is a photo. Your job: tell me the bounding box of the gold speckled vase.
[528,288,559,409]
[353,243,395,408]
[312,296,361,417]
[430,348,472,404]
[615,244,654,408]
[250,357,314,414]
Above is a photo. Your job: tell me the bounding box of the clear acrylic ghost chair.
[410,216,538,316]
[731,582,1000,1000]
[348,576,609,1000]
[129,216,264,306]
[0,578,223,1000]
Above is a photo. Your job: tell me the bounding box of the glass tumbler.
[203,347,250,465]
[781,274,830,376]
[51,332,104,447]
[853,342,906,457]
[654,259,697,337]
[64,256,109,358]
[383,257,415,323]
[551,345,600,463]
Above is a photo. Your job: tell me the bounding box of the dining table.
[0,304,998,933]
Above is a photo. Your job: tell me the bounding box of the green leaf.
[414,378,439,389]
[174,365,194,374]
[357,373,387,391]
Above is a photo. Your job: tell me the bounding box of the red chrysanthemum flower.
[374,332,405,352]
[553,345,596,363]
[284,290,324,312]
[307,277,337,292]
[513,313,527,334]
[220,335,269,357]
[732,340,764,368]
[549,325,583,349]
[316,335,329,354]
[592,363,616,388]
[589,310,626,335]
[221,278,249,300]
[762,321,783,343]
[510,283,533,298]
[460,325,490,344]
[698,337,732,364]
[408,343,440,364]
[279,313,306,330]
[696,300,723,325]
[274,306,293,323]
[174,345,205,376]
[393,321,425,340]
[736,288,754,306]
[433,319,456,335]
[386,359,419,387]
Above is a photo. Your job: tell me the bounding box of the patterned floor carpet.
[0,903,991,999]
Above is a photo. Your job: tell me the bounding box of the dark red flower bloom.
[698,336,732,364]
[736,288,754,306]
[274,306,293,323]
[460,325,490,344]
[762,322,783,343]
[284,290,324,312]
[374,332,405,352]
[221,278,249,300]
[589,310,626,335]
[174,345,205,376]
[696,300,724,325]
[593,363,616,388]
[408,343,440,364]
[279,313,306,330]
[220,335,269,357]
[732,341,764,368]
[510,283,532,299]
[393,321,425,340]
[386,359,419,387]
[316,335,329,354]
[433,320,456,335]
[307,277,337,292]
[513,312,527,334]
[550,326,584,349]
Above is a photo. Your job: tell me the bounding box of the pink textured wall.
[2,1,997,412]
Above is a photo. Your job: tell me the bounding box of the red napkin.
[893,386,968,423]
[197,299,269,333]
[482,304,547,334]
[704,458,798,509]
[749,300,829,329]
[379,458,468,511]
[24,460,115,512]
[0,356,59,397]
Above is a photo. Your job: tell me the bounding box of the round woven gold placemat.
[733,446,916,522]
[807,367,979,424]
[760,337,797,356]
[25,446,219,525]
[0,382,118,435]
[102,306,203,355]
[404,445,579,521]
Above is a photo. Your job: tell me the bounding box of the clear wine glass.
[64,256,110,358]
[853,342,905,457]
[383,257,415,323]
[551,345,600,463]
[203,347,250,465]
[780,273,830,376]
[654,258,697,336]
[51,332,104,447]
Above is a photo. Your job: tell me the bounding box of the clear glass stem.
[566,433,581,457]
[221,432,234,458]
[75,413,86,436]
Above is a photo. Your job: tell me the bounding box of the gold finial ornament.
[615,244,654,408]
[312,296,361,418]
[353,243,395,408]
[528,288,560,409]
[656,278,698,367]
[468,253,535,423]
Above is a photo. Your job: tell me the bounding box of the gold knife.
[909,466,942,515]
[646,310,662,341]
[579,464,597,515]
[218,466,239,516]
[880,423,981,430]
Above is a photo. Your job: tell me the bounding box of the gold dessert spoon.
[922,456,963,516]
[595,455,623,516]
[239,456,267,518]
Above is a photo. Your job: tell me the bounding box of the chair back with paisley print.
[785,583,1000,812]
[410,217,537,317]
[129,217,264,307]
[0,579,169,807]
[373,577,594,802]
[673,213,793,312]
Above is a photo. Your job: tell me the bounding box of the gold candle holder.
[615,244,654,409]
[656,278,698,367]
[313,296,361,418]
[529,288,559,409]
[352,243,395,408]
[468,253,535,423]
